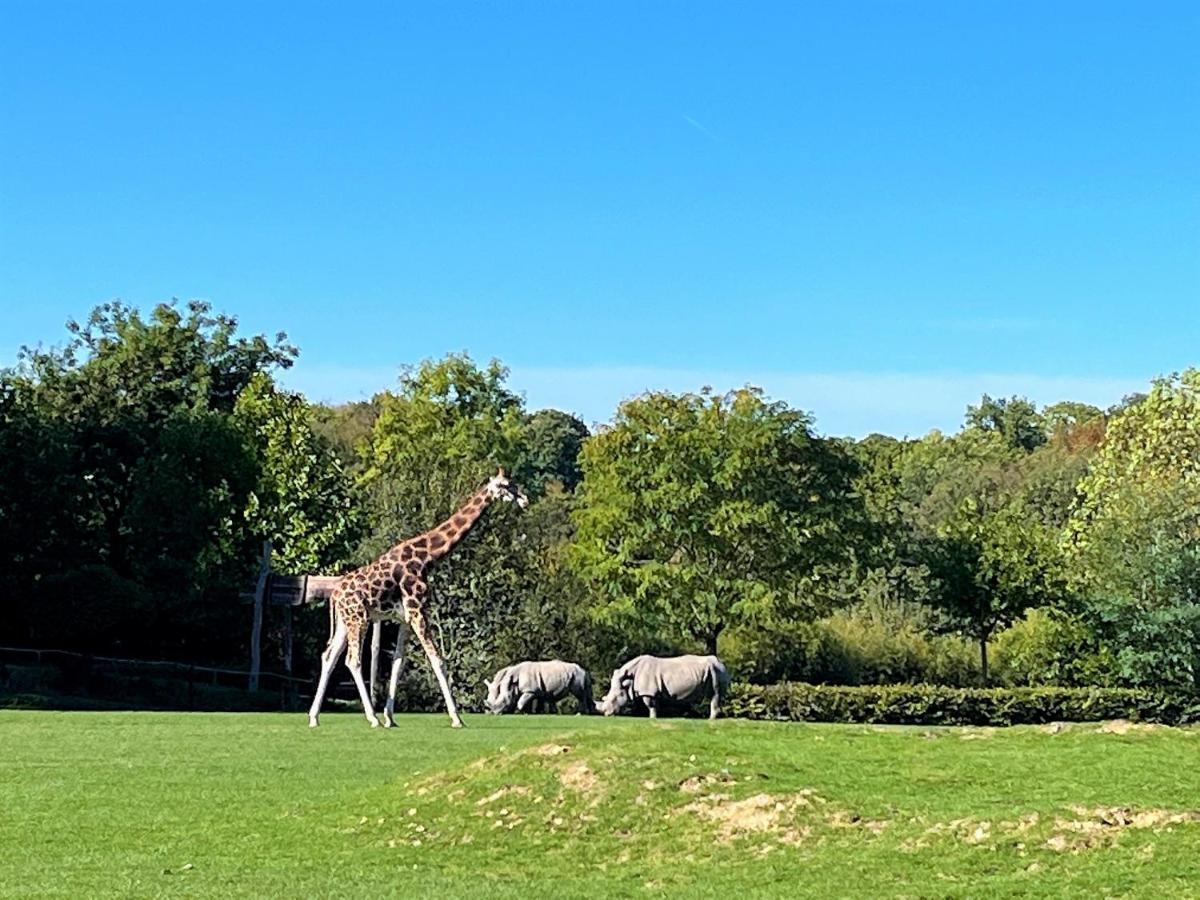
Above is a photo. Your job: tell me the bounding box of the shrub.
[726,682,1200,726]
[990,608,1117,687]
[723,614,979,687]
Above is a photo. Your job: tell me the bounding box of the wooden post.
[283,600,295,711]
[249,540,271,692]
[283,601,294,676]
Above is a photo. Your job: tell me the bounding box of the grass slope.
[2,711,1199,898]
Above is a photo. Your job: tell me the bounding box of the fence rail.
[0,645,312,686]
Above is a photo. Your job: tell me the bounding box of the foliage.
[356,354,594,706]
[722,614,979,687]
[571,388,866,654]
[1066,370,1200,688]
[990,608,1115,687]
[0,301,296,660]
[360,353,527,547]
[235,374,363,574]
[965,394,1047,452]
[726,682,1200,726]
[309,399,380,472]
[924,497,1069,682]
[517,408,590,495]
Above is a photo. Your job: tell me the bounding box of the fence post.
[249,540,271,692]
[283,602,295,711]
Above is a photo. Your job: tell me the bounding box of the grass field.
[2,711,1199,898]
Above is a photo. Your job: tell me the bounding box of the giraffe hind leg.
[383,620,409,728]
[345,621,381,728]
[308,616,349,727]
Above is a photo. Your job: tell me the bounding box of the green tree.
[925,498,1068,683]
[1066,371,1200,687]
[1,300,296,659]
[965,394,1046,452]
[361,354,526,549]
[235,375,363,574]
[517,409,590,495]
[358,354,540,704]
[571,387,865,655]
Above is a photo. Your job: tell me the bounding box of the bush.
[990,608,1116,687]
[723,614,979,687]
[726,682,1200,726]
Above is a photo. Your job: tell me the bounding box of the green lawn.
[2,712,1199,898]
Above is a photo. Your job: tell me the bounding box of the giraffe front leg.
[308,617,348,727]
[407,609,464,728]
[382,620,409,728]
[345,621,381,728]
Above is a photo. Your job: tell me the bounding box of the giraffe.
[307,468,528,729]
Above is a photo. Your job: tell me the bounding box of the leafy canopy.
[571,387,865,654]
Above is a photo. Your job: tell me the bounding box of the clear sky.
[1,2,1196,436]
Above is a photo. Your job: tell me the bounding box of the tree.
[1066,370,1200,687]
[235,375,363,574]
[571,387,866,655]
[1,300,297,659]
[925,497,1068,683]
[965,394,1046,452]
[517,409,590,495]
[358,354,538,703]
[361,354,527,548]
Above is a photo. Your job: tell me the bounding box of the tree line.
[2,301,1198,703]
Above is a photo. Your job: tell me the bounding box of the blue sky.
[1,2,1196,436]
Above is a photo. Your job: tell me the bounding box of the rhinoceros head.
[483,669,518,714]
[598,663,635,716]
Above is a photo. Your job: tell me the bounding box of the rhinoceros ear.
[483,678,494,691]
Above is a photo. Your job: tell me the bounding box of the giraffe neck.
[417,487,492,563]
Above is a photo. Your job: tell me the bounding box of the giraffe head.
[485,467,529,509]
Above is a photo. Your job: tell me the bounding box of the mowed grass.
[2,712,1200,898]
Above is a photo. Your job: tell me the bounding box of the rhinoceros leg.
[644,696,658,719]
[516,692,537,713]
[546,699,558,715]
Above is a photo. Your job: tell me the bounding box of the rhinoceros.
[598,654,730,720]
[483,660,596,715]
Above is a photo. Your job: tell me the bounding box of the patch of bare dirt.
[678,773,737,794]
[559,760,599,797]
[682,793,789,841]
[475,786,531,807]
[533,743,573,756]
[1098,719,1162,735]
[678,789,850,845]
[827,810,890,835]
[958,728,995,741]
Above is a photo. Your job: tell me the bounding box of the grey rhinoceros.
[598,654,730,720]
[483,660,596,715]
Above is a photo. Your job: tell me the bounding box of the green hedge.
[727,682,1200,726]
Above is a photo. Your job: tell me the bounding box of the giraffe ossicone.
[307,468,528,729]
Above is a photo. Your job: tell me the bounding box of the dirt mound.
[678,788,846,845]
[560,760,599,797]
[1098,719,1162,735]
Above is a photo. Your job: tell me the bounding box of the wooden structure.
[243,541,345,692]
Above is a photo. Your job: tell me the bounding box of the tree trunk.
[979,635,989,686]
[705,627,722,657]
